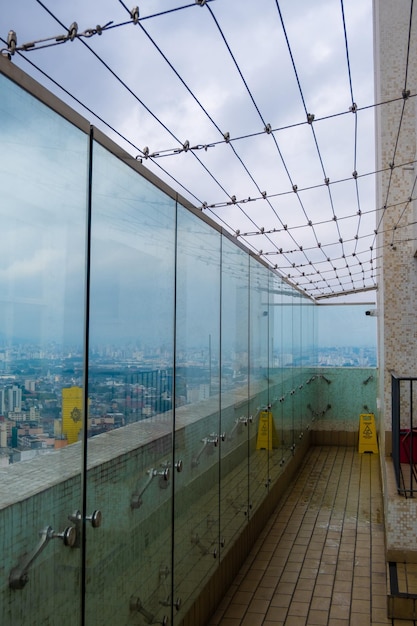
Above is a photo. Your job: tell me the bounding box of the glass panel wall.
[0,73,88,625]
[220,237,250,552]
[268,273,286,480]
[86,139,176,625]
[292,291,303,442]
[281,286,295,459]
[174,207,221,619]
[248,258,270,513]
[301,297,316,435]
[0,61,331,626]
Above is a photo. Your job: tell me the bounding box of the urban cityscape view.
[0,340,376,467]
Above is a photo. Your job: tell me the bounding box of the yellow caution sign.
[358,413,378,454]
[256,410,279,450]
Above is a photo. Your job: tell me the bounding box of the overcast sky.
[0,0,381,353]
[1,0,376,305]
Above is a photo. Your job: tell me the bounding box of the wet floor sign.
[358,413,378,453]
[256,410,279,450]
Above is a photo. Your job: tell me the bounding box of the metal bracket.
[9,525,76,590]
[131,465,171,509]
[130,596,168,624]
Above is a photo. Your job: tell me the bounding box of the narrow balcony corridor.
[208,446,400,626]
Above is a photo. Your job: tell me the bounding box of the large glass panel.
[220,237,250,555]
[301,296,316,434]
[248,258,270,514]
[86,141,175,626]
[0,73,88,625]
[313,303,377,438]
[292,291,303,443]
[317,304,377,368]
[174,207,221,621]
[281,286,295,459]
[268,273,286,481]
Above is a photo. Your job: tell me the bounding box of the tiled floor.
[208,446,414,626]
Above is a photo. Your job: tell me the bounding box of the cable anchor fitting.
[130,7,140,24]
[6,30,17,56]
[223,131,230,143]
[67,22,78,42]
[349,102,357,113]
[196,0,207,5]
[264,123,272,134]
[402,89,411,99]
[307,113,315,124]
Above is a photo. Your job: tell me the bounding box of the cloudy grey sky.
[1,0,377,305]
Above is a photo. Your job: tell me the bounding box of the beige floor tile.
[231,590,254,605]
[350,597,370,614]
[265,605,287,621]
[240,612,264,626]
[253,586,275,601]
[287,601,309,617]
[270,593,292,608]
[275,581,297,595]
[247,598,270,613]
[261,575,281,588]
[223,603,247,619]
[295,578,316,592]
[307,609,329,625]
[292,588,313,604]
[279,570,300,583]
[329,603,350,619]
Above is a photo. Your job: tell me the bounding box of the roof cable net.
[2,0,416,300]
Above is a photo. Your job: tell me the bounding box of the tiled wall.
[375,0,417,447]
[375,0,417,561]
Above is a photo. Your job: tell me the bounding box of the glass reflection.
[220,237,250,553]
[174,206,221,619]
[0,73,88,625]
[248,259,269,514]
[0,62,378,626]
[87,140,176,625]
[268,273,285,480]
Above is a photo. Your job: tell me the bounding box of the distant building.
[0,424,6,448]
[8,385,21,412]
[8,411,26,422]
[24,380,36,392]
